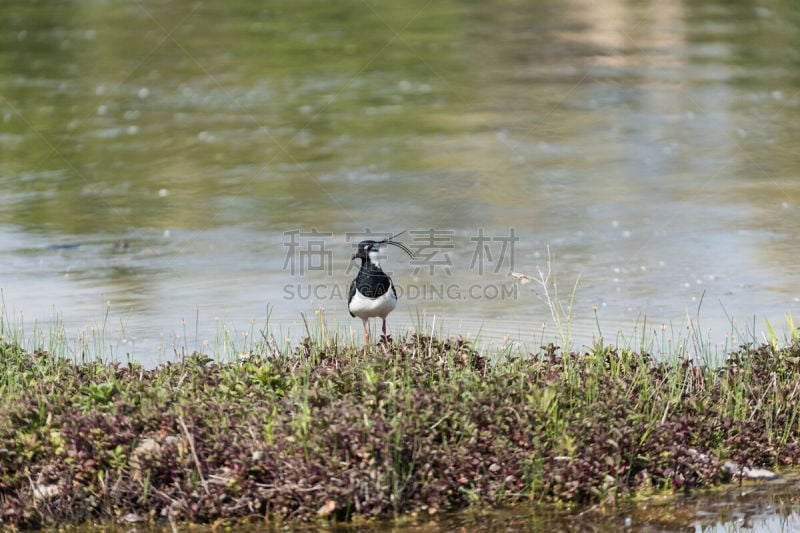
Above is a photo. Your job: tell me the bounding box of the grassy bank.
[2,322,800,529]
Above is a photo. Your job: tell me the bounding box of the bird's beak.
[351,253,358,260]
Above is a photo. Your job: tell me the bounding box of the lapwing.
[348,233,414,344]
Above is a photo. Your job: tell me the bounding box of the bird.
[348,233,414,344]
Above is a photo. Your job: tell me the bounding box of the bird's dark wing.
[348,277,357,317]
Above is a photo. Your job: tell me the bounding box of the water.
[2,0,800,364]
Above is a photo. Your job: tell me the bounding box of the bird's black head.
[351,233,415,265]
[352,240,380,262]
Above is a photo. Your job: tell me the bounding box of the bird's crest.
[377,231,415,259]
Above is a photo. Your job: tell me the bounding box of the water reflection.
[1,0,800,366]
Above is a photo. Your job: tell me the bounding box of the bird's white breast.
[349,283,397,319]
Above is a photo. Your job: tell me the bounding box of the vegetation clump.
[2,333,800,529]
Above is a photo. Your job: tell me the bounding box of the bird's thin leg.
[382,319,389,344]
[363,320,370,345]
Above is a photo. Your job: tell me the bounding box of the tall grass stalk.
[532,246,580,355]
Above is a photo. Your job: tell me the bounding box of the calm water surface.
[2,0,800,364]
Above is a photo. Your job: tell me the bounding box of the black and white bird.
[348,234,414,344]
